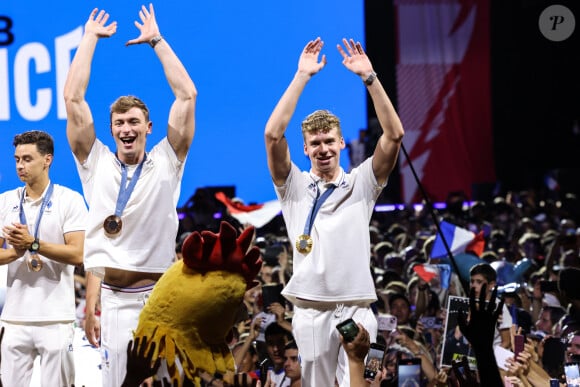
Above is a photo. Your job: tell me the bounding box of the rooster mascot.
[131,221,262,386]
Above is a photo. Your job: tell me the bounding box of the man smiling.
[63,4,197,385]
[264,36,404,386]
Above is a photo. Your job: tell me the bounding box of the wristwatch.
[29,238,40,253]
[149,35,163,48]
[364,71,377,86]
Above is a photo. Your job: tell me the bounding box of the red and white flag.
[215,192,281,229]
[413,264,452,289]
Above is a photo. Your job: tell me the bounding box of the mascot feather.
[133,221,262,386]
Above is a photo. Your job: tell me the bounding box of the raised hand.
[297,37,327,77]
[84,8,117,38]
[451,356,479,387]
[340,322,370,363]
[433,368,450,387]
[457,283,503,353]
[457,284,504,386]
[126,3,161,46]
[506,353,531,380]
[262,370,274,387]
[267,302,285,322]
[121,336,162,387]
[336,38,373,77]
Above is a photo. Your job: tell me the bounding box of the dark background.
[365,0,580,204]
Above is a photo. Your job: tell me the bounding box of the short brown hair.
[13,130,54,156]
[301,110,341,137]
[110,95,150,124]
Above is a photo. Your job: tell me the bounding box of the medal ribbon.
[302,183,336,237]
[19,182,54,254]
[114,156,146,218]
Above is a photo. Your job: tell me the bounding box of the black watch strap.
[29,239,40,253]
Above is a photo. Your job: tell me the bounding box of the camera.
[364,343,386,380]
[419,316,442,329]
[377,314,397,332]
[398,357,422,386]
[539,280,558,293]
[261,283,285,309]
[336,318,359,343]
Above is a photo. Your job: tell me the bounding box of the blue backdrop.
[0,1,366,205]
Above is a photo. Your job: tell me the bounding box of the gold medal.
[104,215,123,237]
[295,234,313,255]
[27,255,43,272]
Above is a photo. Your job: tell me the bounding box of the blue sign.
[0,1,366,205]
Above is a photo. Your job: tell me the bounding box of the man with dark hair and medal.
[264,37,404,386]
[64,4,197,386]
[0,130,87,387]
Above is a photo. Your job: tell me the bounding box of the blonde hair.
[110,95,150,124]
[301,110,341,137]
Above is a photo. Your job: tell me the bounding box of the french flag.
[430,220,485,259]
[413,264,452,289]
[215,192,281,229]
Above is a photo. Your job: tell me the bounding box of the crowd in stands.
[133,187,579,386]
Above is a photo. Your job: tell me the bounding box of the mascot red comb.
[132,221,262,385]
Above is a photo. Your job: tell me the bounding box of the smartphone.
[509,304,518,326]
[398,357,421,387]
[418,316,442,329]
[364,343,386,380]
[261,283,284,309]
[564,362,580,386]
[336,318,359,343]
[514,334,525,358]
[540,280,558,293]
[423,332,433,346]
[377,314,397,332]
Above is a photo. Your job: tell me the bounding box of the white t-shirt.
[269,368,291,387]
[493,302,513,348]
[75,138,185,277]
[276,157,384,304]
[0,183,87,322]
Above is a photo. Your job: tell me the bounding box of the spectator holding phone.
[232,318,261,381]
[338,322,383,387]
[392,328,437,382]
[389,293,414,329]
[535,306,566,336]
[264,36,404,386]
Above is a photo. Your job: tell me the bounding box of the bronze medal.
[27,255,43,272]
[295,234,313,255]
[104,215,123,237]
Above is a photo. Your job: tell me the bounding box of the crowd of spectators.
[193,187,580,386]
[72,187,580,386]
